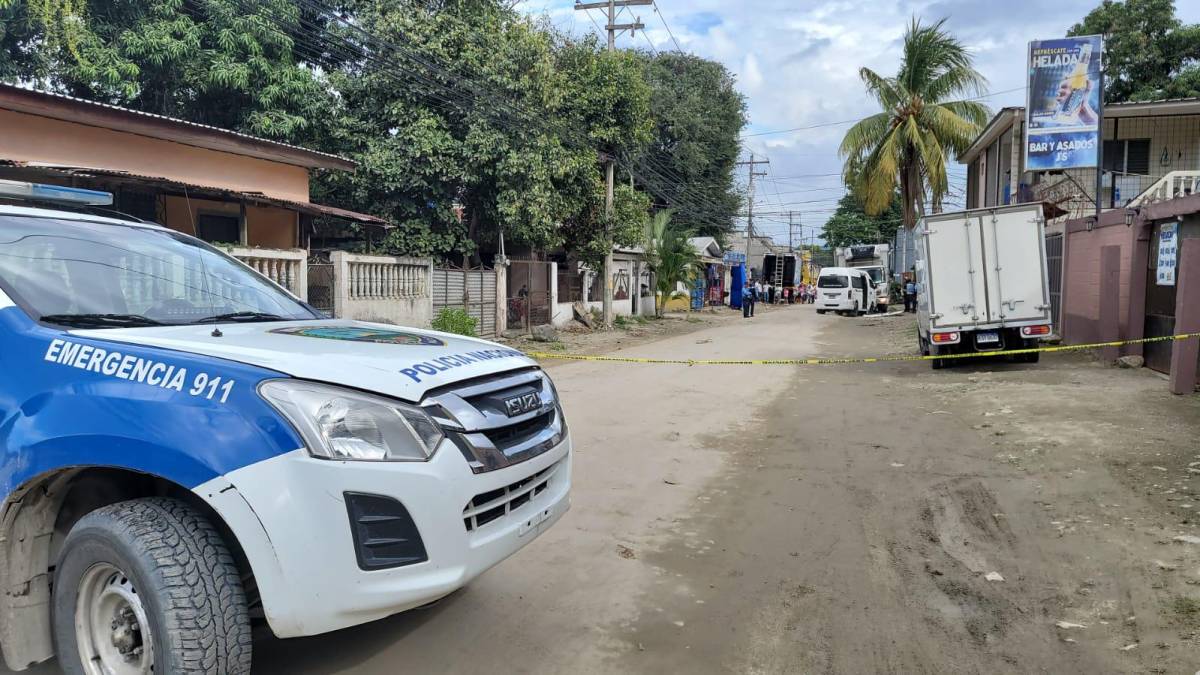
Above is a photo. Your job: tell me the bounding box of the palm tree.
[643,210,701,316]
[840,18,991,229]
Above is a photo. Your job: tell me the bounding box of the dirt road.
[12,305,1200,673]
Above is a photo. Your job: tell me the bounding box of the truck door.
[923,213,988,330]
[981,208,1051,324]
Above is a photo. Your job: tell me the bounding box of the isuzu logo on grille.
[503,392,541,417]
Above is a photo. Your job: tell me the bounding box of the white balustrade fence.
[1130,170,1200,207]
[331,251,433,327]
[229,247,308,301]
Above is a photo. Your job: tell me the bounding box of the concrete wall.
[552,257,646,325]
[1062,223,1135,343]
[0,109,311,202]
[331,251,433,328]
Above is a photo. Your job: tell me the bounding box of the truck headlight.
[259,380,443,461]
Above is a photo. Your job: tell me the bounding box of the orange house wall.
[0,109,310,202]
[162,196,297,248]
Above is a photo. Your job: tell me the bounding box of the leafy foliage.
[314,3,653,261]
[1069,0,1200,102]
[1,0,331,143]
[840,18,990,229]
[642,210,700,315]
[635,52,746,240]
[821,193,902,248]
[431,307,477,337]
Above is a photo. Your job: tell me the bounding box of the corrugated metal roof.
[0,161,388,226]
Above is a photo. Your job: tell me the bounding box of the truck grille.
[462,458,563,531]
[423,368,564,474]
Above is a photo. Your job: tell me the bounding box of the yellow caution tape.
[524,332,1200,367]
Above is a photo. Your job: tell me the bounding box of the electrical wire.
[651,0,684,53]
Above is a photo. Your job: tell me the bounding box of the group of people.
[795,283,817,305]
[740,279,817,318]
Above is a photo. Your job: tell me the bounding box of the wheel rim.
[75,563,154,675]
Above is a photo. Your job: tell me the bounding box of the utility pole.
[737,154,769,280]
[576,0,647,328]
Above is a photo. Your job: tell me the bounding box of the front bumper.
[199,435,571,638]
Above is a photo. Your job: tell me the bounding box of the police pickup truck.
[0,181,572,673]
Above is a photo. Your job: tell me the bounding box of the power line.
[651,0,684,53]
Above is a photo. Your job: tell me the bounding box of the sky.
[515,0,1200,246]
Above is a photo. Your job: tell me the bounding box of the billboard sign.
[1024,36,1103,171]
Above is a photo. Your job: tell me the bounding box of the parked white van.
[815,267,876,316]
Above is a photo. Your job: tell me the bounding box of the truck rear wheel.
[52,498,252,675]
[929,345,945,370]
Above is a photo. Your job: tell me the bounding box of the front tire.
[816,309,826,315]
[53,498,252,675]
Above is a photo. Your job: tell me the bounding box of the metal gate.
[433,266,497,338]
[307,258,335,317]
[1045,233,1064,335]
[507,260,553,333]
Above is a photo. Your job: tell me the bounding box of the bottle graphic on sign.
[1057,42,1092,119]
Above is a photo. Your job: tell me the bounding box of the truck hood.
[72,319,536,401]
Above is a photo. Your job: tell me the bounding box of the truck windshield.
[864,268,884,284]
[0,214,320,328]
[817,275,849,288]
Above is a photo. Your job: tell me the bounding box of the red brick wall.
[1062,224,1135,344]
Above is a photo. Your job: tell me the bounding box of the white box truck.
[914,204,1053,369]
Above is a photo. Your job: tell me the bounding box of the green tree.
[642,209,700,315]
[635,52,746,241]
[821,193,902,248]
[315,4,653,262]
[1069,0,1200,102]
[839,18,990,229]
[1,0,331,143]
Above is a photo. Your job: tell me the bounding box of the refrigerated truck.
[0,181,572,673]
[914,203,1053,369]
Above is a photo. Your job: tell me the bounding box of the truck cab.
[0,182,572,673]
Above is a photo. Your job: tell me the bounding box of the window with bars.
[1103,139,1151,175]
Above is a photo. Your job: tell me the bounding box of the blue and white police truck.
[0,181,572,673]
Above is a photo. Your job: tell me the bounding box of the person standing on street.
[742,279,753,318]
[904,278,917,312]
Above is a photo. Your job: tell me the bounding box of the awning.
[0,161,390,227]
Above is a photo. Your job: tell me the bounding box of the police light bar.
[0,179,113,206]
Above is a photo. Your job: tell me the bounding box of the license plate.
[976,331,1000,344]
